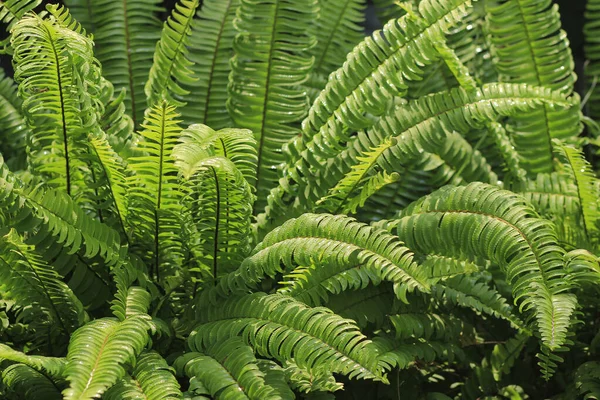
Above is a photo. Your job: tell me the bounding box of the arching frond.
[485,0,581,173]
[62,317,150,400]
[177,0,239,128]
[176,337,281,399]
[0,230,84,336]
[0,344,66,377]
[193,292,386,382]
[145,0,200,108]
[263,83,577,230]
[388,182,576,350]
[223,213,429,304]
[1,363,63,400]
[228,0,318,212]
[490,333,529,381]
[104,351,182,400]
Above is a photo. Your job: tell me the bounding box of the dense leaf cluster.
[0,0,599,399]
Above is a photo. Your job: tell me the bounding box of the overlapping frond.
[1,363,63,400]
[193,292,386,382]
[228,0,318,212]
[0,343,66,377]
[553,141,600,247]
[0,0,41,51]
[0,230,84,336]
[485,0,581,173]
[177,0,239,128]
[145,0,200,108]
[0,69,29,171]
[306,0,366,93]
[386,182,576,350]
[176,337,281,399]
[220,213,429,304]
[11,9,102,198]
[62,317,150,400]
[65,0,163,128]
[263,83,577,229]
[104,351,181,400]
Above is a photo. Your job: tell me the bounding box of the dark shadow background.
[0,0,590,88]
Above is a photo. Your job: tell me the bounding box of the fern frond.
[553,140,600,246]
[66,0,163,128]
[0,230,84,336]
[0,343,66,377]
[1,363,63,400]
[230,213,429,304]
[176,337,281,399]
[263,83,577,229]
[104,351,182,400]
[62,317,150,400]
[128,101,184,283]
[193,292,386,382]
[485,0,581,173]
[145,0,200,108]
[490,333,529,381]
[177,0,238,128]
[585,0,600,119]
[325,284,396,328]
[306,0,366,93]
[0,68,29,171]
[389,182,576,350]
[11,10,102,198]
[0,0,41,51]
[575,361,600,400]
[283,360,344,394]
[228,0,318,212]
[432,275,528,332]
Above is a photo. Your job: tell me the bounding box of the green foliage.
[0,0,599,399]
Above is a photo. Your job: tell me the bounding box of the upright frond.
[485,0,581,173]
[145,0,200,108]
[177,0,239,128]
[228,0,318,212]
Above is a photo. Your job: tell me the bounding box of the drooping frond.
[0,343,66,377]
[62,317,150,400]
[0,230,84,336]
[176,337,282,399]
[11,9,103,198]
[283,360,343,394]
[387,182,576,350]
[193,292,386,382]
[222,213,429,304]
[127,101,184,283]
[104,351,182,400]
[64,0,163,128]
[145,0,200,108]
[228,0,318,212]
[0,158,122,265]
[177,0,239,128]
[1,363,63,400]
[0,68,29,171]
[485,0,581,173]
[305,0,366,93]
[432,275,528,332]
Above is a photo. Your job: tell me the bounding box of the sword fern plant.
[0,0,599,399]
